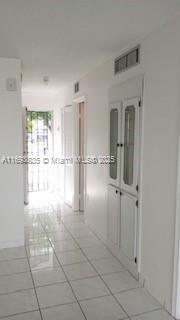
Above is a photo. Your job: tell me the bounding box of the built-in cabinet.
[120,191,138,263]
[107,184,120,246]
[108,97,140,277]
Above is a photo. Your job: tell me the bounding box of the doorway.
[27,111,52,192]
[62,99,86,212]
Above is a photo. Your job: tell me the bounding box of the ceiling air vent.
[74,82,79,94]
[114,45,140,75]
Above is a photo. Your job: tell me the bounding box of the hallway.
[0,193,173,320]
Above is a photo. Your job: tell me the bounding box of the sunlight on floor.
[0,192,173,319]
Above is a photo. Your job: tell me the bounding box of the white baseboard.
[86,218,139,279]
[0,238,24,249]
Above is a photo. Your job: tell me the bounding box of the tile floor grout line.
[0,270,31,278]
[125,306,164,318]
[0,309,40,320]
[38,293,120,310]
[66,214,139,284]
[41,206,132,318]
[83,229,140,283]
[39,214,88,320]
[25,246,44,320]
[0,286,34,296]
[69,228,131,319]
[24,200,170,319]
[59,211,162,319]
[0,256,27,263]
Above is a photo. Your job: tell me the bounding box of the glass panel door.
[27,111,52,192]
[110,108,118,180]
[123,105,135,186]
[109,103,121,187]
[121,98,139,195]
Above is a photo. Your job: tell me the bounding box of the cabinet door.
[121,98,140,195]
[107,185,120,247]
[120,192,138,263]
[109,103,122,187]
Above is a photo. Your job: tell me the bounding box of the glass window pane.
[110,109,118,179]
[123,105,135,186]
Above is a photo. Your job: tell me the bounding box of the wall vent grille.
[114,45,140,75]
[74,82,79,93]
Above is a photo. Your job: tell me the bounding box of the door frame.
[63,105,73,207]
[72,95,87,212]
[107,75,145,279]
[22,107,29,204]
[24,109,54,194]
[107,96,143,278]
[172,120,180,319]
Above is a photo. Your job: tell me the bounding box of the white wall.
[0,58,24,248]
[141,17,180,312]
[22,92,56,111]
[55,50,145,239]
[54,15,180,314]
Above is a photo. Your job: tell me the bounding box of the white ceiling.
[0,0,180,94]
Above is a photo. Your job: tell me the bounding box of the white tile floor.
[0,192,174,320]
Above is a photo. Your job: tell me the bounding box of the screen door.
[27,111,52,192]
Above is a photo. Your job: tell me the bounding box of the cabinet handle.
[115,190,118,194]
[117,143,120,147]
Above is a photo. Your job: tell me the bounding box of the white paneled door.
[120,192,138,263]
[108,185,120,247]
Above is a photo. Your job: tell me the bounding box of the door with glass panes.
[120,97,140,272]
[121,98,139,196]
[108,97,140,276]
[109,102,122,188]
